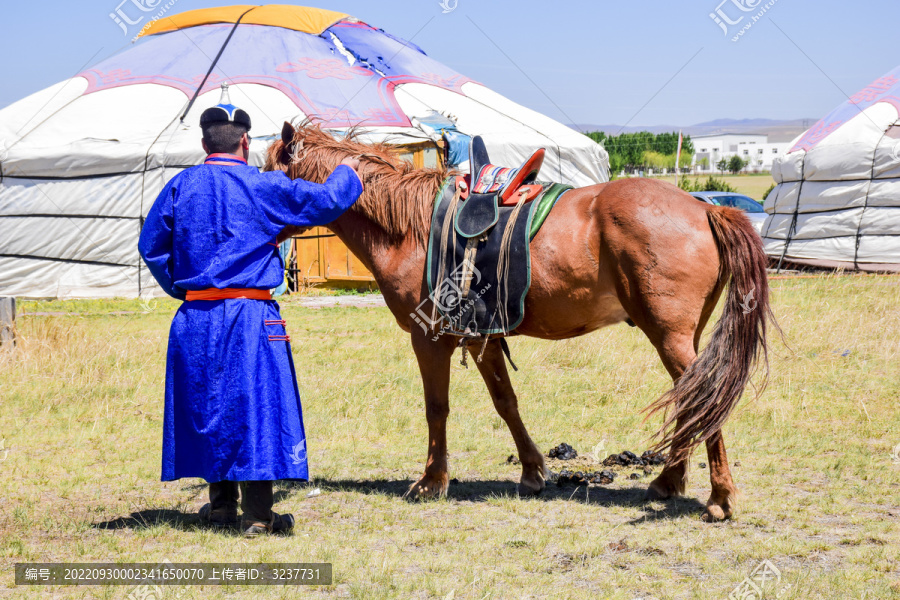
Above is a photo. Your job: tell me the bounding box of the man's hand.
[276,226,310,245]
[340,157,360,171]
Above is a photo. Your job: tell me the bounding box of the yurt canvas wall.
[763,68,900,272]
[0,5,609,299]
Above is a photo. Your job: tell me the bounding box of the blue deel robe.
[138,155,363,483]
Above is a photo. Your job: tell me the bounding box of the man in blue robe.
[138,99,362,537]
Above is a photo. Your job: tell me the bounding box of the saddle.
[456,136,546,237]
[422,136,572,339]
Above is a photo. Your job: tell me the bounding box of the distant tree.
[716,158,728,174]
[727,155,747,175]
[683,136,695,157]
[651,132,694,156]
[608,153,625,178]
[588,130,694,174]
[700,176,736,192]
[679,175,736,193]
[698,157,710,171]
[677,174,695,191]
[642,150,674,171]
[587,131,606,145]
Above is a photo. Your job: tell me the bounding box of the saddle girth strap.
[496,187,530,333]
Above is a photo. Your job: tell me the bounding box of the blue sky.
[1,0,897,127]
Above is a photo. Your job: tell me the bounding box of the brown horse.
[268,122,773,522]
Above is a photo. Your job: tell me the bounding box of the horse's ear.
[281,121,295,146]
[280,121,297,166]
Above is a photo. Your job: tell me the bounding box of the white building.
[691,133,791,173]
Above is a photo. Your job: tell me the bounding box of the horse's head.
[265,121,407,184]
[265,121,450,246]
[263,121,300,174]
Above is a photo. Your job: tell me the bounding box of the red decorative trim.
[186,287,270,301]
[204,153,248,165]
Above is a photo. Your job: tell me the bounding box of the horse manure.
[603,454,628,467]
[547,446,669,486]
[552,469,567,485]
[551,468,619,487]
[699,463,707,469]
[506,454,520,465]
[548,443,577,460]
[734,461,741,467]
[641,450,667,465]
[590,470,616,485]
[554,469,587,486]
[603,451,644,467]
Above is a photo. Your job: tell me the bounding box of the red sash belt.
[185,288,272,301]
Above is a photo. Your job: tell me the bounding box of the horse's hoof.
[702,493,735,522]
[516,476,545,497]
[404,475,448,501]
[517,464,547,497]
[645,470,686,502]
[644,482,671,502]
[702,504,728,522]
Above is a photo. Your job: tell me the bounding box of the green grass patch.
[1,274,898,598]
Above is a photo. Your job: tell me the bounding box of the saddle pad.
[529,183,571,239]
[424,178,571,335]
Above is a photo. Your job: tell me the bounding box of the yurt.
[763,67,900,272]
[0,5,608,299]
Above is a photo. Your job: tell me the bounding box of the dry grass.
[1,274,899,599]
[653,173,776,200]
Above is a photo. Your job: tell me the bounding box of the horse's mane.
[264,122,451,246]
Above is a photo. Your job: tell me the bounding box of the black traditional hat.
[200,83,251,130]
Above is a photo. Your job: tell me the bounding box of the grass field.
[2,274,899,599]
[651,173,776,200]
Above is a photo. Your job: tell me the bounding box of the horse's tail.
[648,206,774,463]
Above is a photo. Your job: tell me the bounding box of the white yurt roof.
[763,67,900,272]
[0,5,608,299]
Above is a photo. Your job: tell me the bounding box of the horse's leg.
[693,291,738,521]
[640,313,737,520]
[644,334,696,501]
[405,331,456,499]
[703,431,737,521]
[645,427,689,499]
[472,339,547,496]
